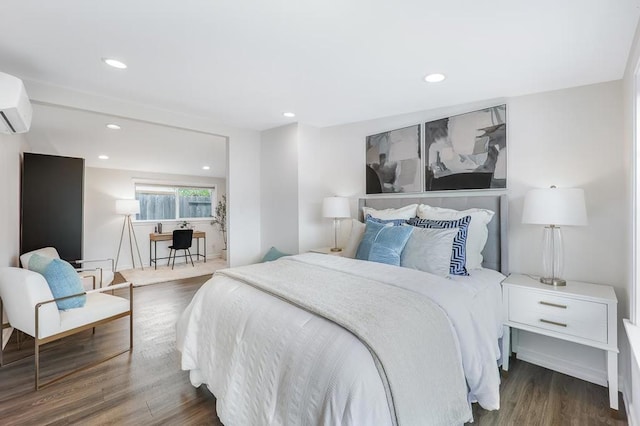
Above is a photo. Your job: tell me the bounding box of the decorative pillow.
[365,214,407,226]
[262,247,291,262]
[29,254,86,310]
[343,219,366,259]
[408,216,471,276]
[416,205,495,270]
[362,204,417,221]
[400,227,459,277]
[355,220,389,260]
[368,225,414,266]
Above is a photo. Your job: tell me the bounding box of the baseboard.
[516,346,608,387]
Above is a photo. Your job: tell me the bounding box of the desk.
[149,231,206,269]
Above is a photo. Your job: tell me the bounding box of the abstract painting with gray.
[366,124,421,194]
[425,105,506,191]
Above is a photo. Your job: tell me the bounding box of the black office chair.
[168,229,195,269]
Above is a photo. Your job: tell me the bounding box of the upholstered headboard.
[358,194,508,274]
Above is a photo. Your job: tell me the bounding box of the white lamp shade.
[116,199,140,215]
[322,197,350,218]
[522,187,587,226]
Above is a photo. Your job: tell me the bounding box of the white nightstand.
[502,273,619,410]
[309,247,343,256]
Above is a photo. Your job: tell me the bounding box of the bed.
[177,194,508,426]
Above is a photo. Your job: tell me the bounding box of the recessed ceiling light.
[283,112,296,118]
[102,58,128,69]
[98,155,109,160]
[106,123,121,130]
[202,166,210,170]
[424,73,446,83]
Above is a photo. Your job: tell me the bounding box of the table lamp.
[322,196,350,252]
[115,199,144,271]
[522,186,587,286]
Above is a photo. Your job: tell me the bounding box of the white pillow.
[416,204,495,270]
[400,227,458,277]
[343,219,366,258]
[362,204,417,221]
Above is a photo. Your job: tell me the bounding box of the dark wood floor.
[0,276,628,425]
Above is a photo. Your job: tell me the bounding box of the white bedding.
[177,254,505,425]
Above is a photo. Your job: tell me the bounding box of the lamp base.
[540,277,566,286]
[330,247,343,252]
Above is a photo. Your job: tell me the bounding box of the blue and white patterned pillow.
[364,214,407,226]
[407,215,471,276]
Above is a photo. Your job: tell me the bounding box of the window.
[135,184,216,221]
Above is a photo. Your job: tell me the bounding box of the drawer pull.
[539,301,567,309]
[540,319,567,327]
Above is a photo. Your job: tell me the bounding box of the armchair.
[0,267,133,389]
[20,247,115,289]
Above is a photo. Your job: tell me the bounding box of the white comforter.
[177,254,504,425]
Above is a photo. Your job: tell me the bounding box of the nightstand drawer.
[508,287,608,343]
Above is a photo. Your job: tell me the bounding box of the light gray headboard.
[358,194,508,274]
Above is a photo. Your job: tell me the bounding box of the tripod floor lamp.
[115,199,144,271]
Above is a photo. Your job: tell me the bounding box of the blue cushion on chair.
[29,254,86,310]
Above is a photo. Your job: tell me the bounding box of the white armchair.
[20,247,115,290]
[0,267,133,390]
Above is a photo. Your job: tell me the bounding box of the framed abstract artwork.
[424,105,506,191]
[365,124,421,194]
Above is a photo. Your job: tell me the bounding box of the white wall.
[280,81,626,387]
[0,133,28,267]
[84,167,226,270]
[25,80,262,267]
[260,124,300,255]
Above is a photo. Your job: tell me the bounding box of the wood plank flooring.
[0,276,628,425]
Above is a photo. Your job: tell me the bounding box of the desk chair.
[168,230,194,269]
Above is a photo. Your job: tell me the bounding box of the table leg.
[607,350,618,410]
[204,235,207,262]
[502,325,511,371]
[154,240,158,270]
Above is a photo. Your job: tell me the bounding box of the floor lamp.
[522,186,587,286]
[115,199,144,271]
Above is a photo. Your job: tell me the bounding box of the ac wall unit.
[0,71,32,134]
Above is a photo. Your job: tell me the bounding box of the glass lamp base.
[539,277,567,286]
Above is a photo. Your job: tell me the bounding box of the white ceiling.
[26,103,227,178]
[0,1,639,131]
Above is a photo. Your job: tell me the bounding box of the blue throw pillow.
[262,247,290,262]
[364,214,407,226]
[355,220,388,260]
[368,225,414,266]
[30,255,86,310]
[408,216,471,276]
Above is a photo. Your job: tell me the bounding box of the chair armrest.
[75,267,102,273]
[86,282,132,294]
[72,258,114,271]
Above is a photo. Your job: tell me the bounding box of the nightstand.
[502,273,619,410]
[309,247,343,256]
